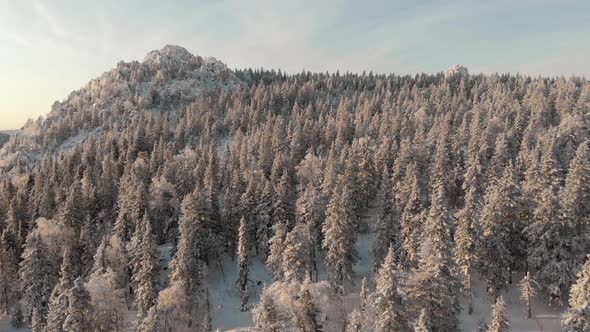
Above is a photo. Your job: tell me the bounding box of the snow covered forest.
[0,45,589,331]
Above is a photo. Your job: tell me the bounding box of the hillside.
[0,46,589,332]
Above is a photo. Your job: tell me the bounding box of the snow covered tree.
[0,228,19,314]
[410,184,461,332]
[46,247,78,331]
[296,181,323,281]
[488,296,509,332]
[134,214,159,318]
[31,307,44,332]
[165,191,203,326]
[561,140,590,242]
[253,289,284,332]
[347,309,366,332]
[519,271,538,319]
[237,216,250,311]
[526,180,579,305]
[373,166,400,270]
[414,308,431,332]
[455,154,483,314]
[298,280,323,332]
[372,247,408,332]
[478,166,517,298]
[136,306,161,332]
[562,256,590,332]
[63,278,92,332]
[267,222,287,281]
[322,177,358,294]
[19,232,57,322]
[282,223,310,283]
[399,162,423,270]
[85,268,126,332]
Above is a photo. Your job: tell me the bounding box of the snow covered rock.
[446,64,469,78]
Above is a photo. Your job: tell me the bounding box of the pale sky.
[1,0,589,130]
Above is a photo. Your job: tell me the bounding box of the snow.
[446,64,469,77]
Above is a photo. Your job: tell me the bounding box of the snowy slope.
[205,207,565,332]
[0,45,244,174]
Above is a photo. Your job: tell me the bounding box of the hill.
[0,46,589,331]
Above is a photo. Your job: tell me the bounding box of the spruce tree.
[136,306,161,332]
[267,222,287,281]
[237,216,250,311]
[562,256,590,332]
[45,247,78,331]
[19,233,57,322]
[399,162,423,270]
[134,214,159,318]
[479,166,517,298]
[372,247,408,332]
[488,296,509,332]
[519,271,538,319]
[0,228,19,314]
[411,184,461,332]
[322,177,358,294]
[373,166,400,270]
[414,308,431,332]
[63,278,92,332]
[561,141,590,242]
[298,280,322,332]
[253,289,284,332]
[526,182,579,304]
[282,223,310,283]
[455,154,482,314]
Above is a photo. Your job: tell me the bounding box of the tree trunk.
[526,293,531,319]
[468,271,473,315]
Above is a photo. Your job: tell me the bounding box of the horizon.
[1,0,589,130]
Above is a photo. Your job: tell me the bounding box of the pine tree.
[31,307,44,332]
[0,228,19,314]
[399,162,423,270]
[411,184,461,332]
[134,214,159,318]
[85,268,126,332]
[347,309,366,332]
[488,296,509,332]
[373,166,400,270]
[296,181,322,282]
[19,232,57,322]
[372,247,408,332]
[282,223,310,283]
[298,280,322,332]
[167,192,202,325]
[322,178,358,294]
[455,154,482,315]
[561,140,590,242]
[63,278,92,332]
[237,216,250,311]
[519,271,538,319]
[267,222,287,281]
[414,308,431,332]
[562,256,590,332]
[479,166,517,298]
[136,306,161,332]
[526,181,578,304]
[46,247,78,331]
[253,289,284,332]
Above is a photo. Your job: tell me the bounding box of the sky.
[0,0,589,130]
